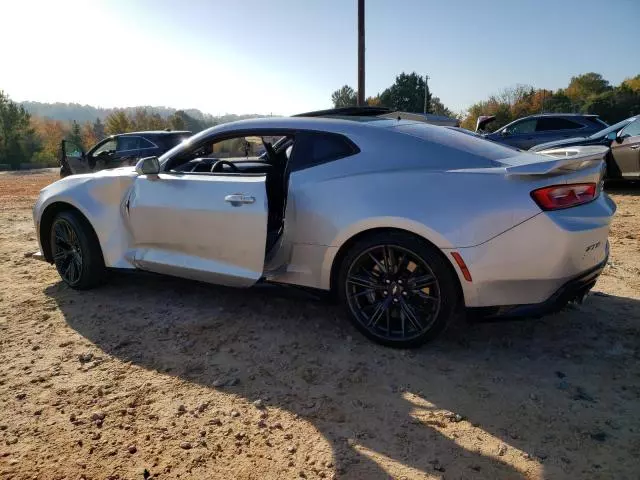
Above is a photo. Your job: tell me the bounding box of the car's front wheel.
[50,210,105,289]
[337,232,461,348]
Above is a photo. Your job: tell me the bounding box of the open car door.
[126,171,268,287]
[60,140,89,176]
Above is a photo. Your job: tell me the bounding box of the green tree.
[379,72,431,113]
[105,110,132,135]
[169,110,204,132]
[68,120,83,149]
[92,117,105,140]
[542,91,573,113]
[565,72,611,102]
[430,96,454,117]
[0,90,40,168]
[331,85,357,108]
[582,86,640,123]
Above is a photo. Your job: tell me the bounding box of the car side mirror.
[135,156,160,175]
[501,129,510,136]
[614,131,625,144]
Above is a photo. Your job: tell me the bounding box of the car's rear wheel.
[337,232,461,348]
[50,210,105,289]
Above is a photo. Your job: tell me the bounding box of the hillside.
[20,101,263,125]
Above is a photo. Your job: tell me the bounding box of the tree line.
[331,71,640,131]
[331,72,454,117]
[460,72,640,131]
[2,71,639,169]
[0,94,254,169]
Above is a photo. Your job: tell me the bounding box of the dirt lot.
[1,170,639,480]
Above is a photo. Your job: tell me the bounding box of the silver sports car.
[32,109,616,347]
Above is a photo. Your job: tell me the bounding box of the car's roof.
[519,113,599,119]
[117,130,191,137]
[208,115,420,135]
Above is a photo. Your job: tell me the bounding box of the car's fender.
[34,169,137,268]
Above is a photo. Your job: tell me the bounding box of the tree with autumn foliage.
[30,116,67,166]
[460,73,640,131]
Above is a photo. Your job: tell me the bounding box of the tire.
[49,210,106,289]
[337,231,461,348]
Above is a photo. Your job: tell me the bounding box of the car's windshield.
[589,117,637,139]
[159,127,217,165]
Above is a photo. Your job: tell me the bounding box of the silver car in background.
[32,109,616,347]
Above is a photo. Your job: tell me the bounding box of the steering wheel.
[210,160,240,173]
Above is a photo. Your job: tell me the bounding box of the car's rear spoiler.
[505,145,609,176]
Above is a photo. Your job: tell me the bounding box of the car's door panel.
[127,173,268,286]
[611,135,640,177]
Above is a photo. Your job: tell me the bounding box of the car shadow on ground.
[44,273,640,479]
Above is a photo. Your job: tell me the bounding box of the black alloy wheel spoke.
[400,298,423,332]
[414,290,437,303]
[52,219,83,285]
[347,273,381,290]
[396,254,409,274]
[367,252,387,274]
[409,274,436,290]
[383,246,396,275]
[367,296,393,328]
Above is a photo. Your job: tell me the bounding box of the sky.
[2,0,639,116]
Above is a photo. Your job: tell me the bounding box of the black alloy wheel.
[338,232,460,348]
[50,210,105,289]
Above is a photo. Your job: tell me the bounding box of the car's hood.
[529,136,601,152]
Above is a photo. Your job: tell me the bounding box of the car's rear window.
[162,135,190,149]
[393,123,520,162]
[585,117,609,129]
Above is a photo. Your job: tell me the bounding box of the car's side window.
[620,120,640,138]
[138,137,157,149]
[507,119,536,135]
[165,132,294,173]
[212,136,265,160]
[92,138,117,157]
[116,136,140,152]
[536,118,583,131]
[290,132,359,172]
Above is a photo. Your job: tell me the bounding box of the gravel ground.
[1,171,639,480]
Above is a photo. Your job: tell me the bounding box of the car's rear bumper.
[451,192,615,308]
[468,253,608,319]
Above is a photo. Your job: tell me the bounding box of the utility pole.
[357,0,365,106]
[423,74,430,114]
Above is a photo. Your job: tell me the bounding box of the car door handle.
[225,194,255,205]
[630,145,640,150]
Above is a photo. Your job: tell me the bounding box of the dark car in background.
[60,130,191,177]
[531,116,640,179]
[478,113,608,150]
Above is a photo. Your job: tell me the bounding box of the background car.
[60,130,191,177]
[479,113,608,150]
[33,111,614,348]
[531,116,640,180]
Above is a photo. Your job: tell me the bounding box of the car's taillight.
[531,183,598,211]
